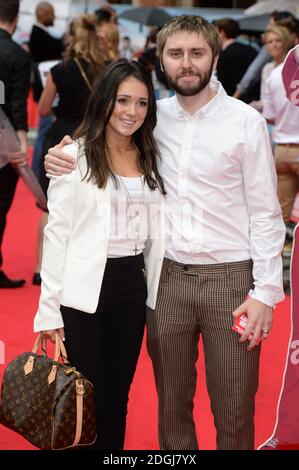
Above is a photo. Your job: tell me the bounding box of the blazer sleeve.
[34,143,79,332]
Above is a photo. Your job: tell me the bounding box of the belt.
[277,143,299,147]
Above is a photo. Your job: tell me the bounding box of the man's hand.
[233,297,273,350]
[9,151,28,167]
[40,327,65,343]
[44,135,75,176]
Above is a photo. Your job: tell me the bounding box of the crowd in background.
[1,0,299,453]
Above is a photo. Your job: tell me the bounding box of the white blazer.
[34,142,166,332]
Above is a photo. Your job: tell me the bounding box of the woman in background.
[34,59,166,449]
[250,25,294,112]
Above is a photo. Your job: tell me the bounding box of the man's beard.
[164,67,213,97]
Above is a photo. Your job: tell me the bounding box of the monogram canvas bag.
[0,333,96,450]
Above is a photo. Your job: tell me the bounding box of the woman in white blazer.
[34,59,166,449]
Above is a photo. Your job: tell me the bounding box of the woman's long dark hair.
[74,59,166,194]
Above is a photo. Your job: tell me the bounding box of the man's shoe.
[0,271,25,288]
[283,242,293,257]
[32,272,42,285]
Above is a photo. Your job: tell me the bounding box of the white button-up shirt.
[154,80,285,307]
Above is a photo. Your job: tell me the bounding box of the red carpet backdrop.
[0,177,292,450]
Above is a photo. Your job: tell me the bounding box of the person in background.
[0,0,31,288]
[259,45,299,451]
[97,21,120,62]
[213,18,257,100]
[32,14,106,286]
[250,26,293,112]
[120,36,134,60]
[34,59,166,450]
[234,10,298,101]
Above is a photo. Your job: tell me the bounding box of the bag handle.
[73,57,92,91]
[47,333,70,384]
[30,333,68,361]
[24,333,70,384]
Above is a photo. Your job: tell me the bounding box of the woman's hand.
[40,327,65,343]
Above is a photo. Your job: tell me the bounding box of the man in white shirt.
[43,16,285,450]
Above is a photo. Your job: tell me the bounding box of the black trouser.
[0,163,19,268]
[61,253,147,450]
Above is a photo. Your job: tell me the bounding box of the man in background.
[263,45,299,240]
[213,18,257,101]
[44,16,285,449]
[0,0,31,288]
[233,11,298,101]
[259,46,299,450]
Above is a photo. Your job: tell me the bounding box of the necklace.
[117,175,145,256]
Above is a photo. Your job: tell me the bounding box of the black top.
[50,58,94,123]
[29,25,64,63]
[0,28,31,131]
[216,42,257,98]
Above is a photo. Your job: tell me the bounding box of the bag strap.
[30,333,68,361]
[73,57,92,91]
[24,333,69,382]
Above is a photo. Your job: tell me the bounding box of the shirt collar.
[173,80,227,119]
[222,38,235,51]
[35,23,50,33]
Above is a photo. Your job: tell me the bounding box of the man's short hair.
[157,15,220,61]
[0,0,19,24]
[264,25,294,52]
[213,18,240,39]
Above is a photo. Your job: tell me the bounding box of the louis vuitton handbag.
[0,333,97,450]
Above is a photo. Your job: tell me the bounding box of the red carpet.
[0,176,292,450]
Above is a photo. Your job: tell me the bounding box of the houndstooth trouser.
[146,258,261,450]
